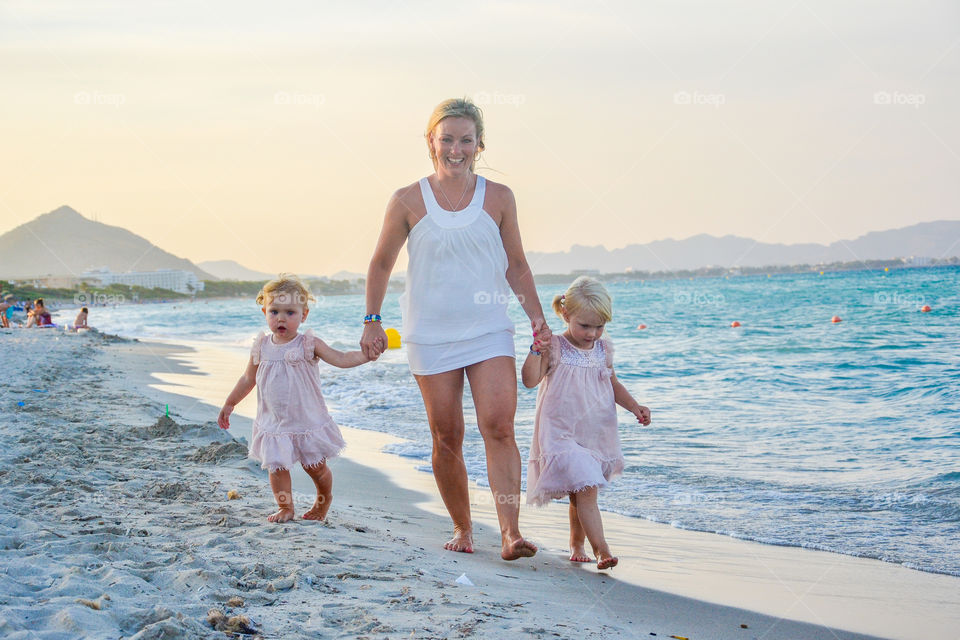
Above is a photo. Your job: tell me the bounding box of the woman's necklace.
[436,175,473,213]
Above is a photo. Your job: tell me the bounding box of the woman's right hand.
[360,321,387,361]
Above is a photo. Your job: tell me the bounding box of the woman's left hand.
[531,317,552,347]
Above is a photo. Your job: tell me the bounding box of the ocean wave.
[383,443,432,460]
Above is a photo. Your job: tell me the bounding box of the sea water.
[70,266,960,576]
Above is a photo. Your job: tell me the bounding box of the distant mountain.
[0,205,216,280]
[525,220,960,274]
[5,207,955,281]
[322,271,406,281]
[328,270,366,280]
[197,260,272,282]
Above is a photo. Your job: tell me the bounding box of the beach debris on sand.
[191,440,248,464]
[75,594,111,610]
[207,608,259,635]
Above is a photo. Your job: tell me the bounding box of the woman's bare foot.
[267,507,295,523]
[570,543,592,563]
[444,526,474,553]
[501,535,537,561]
[302,498,329,521]
[597,553,619,570]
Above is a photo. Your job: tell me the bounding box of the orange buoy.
[730,321,741,328]
[831,315,842,323]
[920,305,931,313]
[636,324,647,330]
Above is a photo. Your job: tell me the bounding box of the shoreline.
[9,261,958,318]
[132,334,958,639]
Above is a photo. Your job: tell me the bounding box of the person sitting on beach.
[71,307,90,330]
[0,294,14,328]
[218,274,372,523]
[522,276,651,570]
[361,98,550,560]
[26,298,53,328]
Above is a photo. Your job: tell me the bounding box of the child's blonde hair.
[257,273,316,309]
[552,276,612,323]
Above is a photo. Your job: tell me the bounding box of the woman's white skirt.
[406,329,515,376]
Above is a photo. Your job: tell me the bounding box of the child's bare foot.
[570,543,592,563]
[302,462,332,521]
[501,535,537,561]
[443,526,474,553]
[302,498,329,521]
[267,507,295,523]
[597,553,619,570]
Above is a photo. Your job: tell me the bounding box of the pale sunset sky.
[1,1,958,276]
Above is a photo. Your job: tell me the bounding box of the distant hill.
[0,206,215,280]
[525,220,960,274]
[324,270,407,281]
[197,260,272,282]
[328,270,365,280]
[5,207,956,281]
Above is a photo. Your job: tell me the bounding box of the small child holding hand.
[218,274,371,522]
[522,276,651,570]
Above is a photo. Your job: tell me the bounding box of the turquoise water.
[72,266,960,576]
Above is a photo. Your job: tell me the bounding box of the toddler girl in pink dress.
[522,276,651,570]
[218,274,371,522]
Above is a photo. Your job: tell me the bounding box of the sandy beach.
[1,329,957,639]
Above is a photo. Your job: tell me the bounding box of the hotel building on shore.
[18,268,205,295]
[78,267,204,294]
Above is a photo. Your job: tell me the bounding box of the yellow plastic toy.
[385,327,402,349]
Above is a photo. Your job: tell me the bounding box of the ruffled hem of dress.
[527,481,610,507]
[526,451,624,507]
[248,430,345,473]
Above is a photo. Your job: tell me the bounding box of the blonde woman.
[361,98,549,560]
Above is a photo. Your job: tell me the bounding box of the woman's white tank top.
[399,175,514,345]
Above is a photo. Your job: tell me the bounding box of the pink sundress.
[248,330,345,472]
[526,334,624,506]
